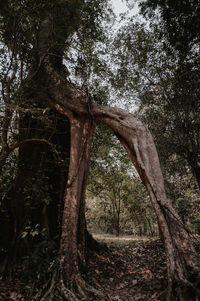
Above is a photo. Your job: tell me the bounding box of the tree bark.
[0,109,70,274]
[59,113,95,295]
[187,154,200,191]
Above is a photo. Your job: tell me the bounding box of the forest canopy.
[0,0,200,300]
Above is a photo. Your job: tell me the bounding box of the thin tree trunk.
[187,155,200,191]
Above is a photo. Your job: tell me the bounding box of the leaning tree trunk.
[94,107,200,300]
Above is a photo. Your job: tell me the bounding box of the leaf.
[21,231,28,238]
[9,292,22,300]
[132,279,138,285]
[95,269,101,275]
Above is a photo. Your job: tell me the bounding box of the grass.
[92,233,157,246]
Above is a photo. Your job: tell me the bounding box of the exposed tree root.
[40,271,57,301]
[59,274,107,301]
[32,268,108,301]
[32,271,56,301]
[161,268,200,301]
[60,279,80,301]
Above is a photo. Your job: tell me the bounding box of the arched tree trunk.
[2,1,199,299]
[51,93,200,299]
[33,46,200,299]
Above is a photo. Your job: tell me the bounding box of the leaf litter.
[86,238,168,301]
[2,237,197,300]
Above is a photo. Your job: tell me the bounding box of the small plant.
[20,226,59,280]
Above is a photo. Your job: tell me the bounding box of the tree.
[139,0,200,56]
[50,85,200,300]
[87,168,157,237]
[0,17,70,273]
[112,17,200,191]
[111,3,200,298]
[88,160,130,237]
[87,136,157,237]
[137,0,200,188]
[0,1,200,300]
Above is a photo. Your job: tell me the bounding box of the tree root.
[32,268,109,301]
[85,282,110,299]
[32,271,56,301]
[87,278,113,300]
[60,279,80,301]
[158,270,200,301]
[59,274,109,301]
[40,271,57,301]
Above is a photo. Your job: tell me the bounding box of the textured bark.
[187,155,200,191]
[59,114,95,284]
[0,109,70,274]
[0,108,13,171]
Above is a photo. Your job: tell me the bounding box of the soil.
[0,235,199,301]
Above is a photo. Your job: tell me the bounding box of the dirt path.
[87,236,167,301]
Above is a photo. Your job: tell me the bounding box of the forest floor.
[0,235,199,301]
[87,235,167,301]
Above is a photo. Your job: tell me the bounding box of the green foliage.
[139,0,200,56]
[87,133,157,237]
[0,152,17,195]
[164,171,200,233]
[20,227,59,280]
[0,0,200,283]
[112,4,200,189]
[0,0,84,60]
[101,2,200,237]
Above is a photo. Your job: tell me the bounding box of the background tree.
[112,18,200,189]
[139,0,200,187]
[87,131,157,237]
[139,0,200,56]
